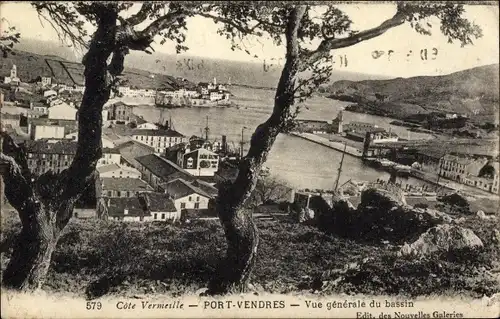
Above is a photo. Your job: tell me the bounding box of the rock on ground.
[399,224,483,258]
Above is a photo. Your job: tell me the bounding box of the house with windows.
[98,192,178,222]
[109,101,134,122]
[177,147,220,176]
[97,177,153,199]
[159,178,214,213]
[132,128,186,154]
[25,139,121,175]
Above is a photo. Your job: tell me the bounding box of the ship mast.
[334,142,347,191]
[204,115,210,141]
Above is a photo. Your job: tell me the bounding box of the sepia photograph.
[0,1,499,318]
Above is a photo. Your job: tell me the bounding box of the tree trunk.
[208,6,306,295]
[208,181,260,294]
[2,211,58,291]
[1,4,117,291]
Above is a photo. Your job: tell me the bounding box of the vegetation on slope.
[1,211,498,299]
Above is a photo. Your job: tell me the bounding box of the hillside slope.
[0,49,194,90]
[325,64,499,121]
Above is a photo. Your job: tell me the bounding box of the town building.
[30,124,66,141]
[99,193,178,222]
[1,113,20,130]
[3,65,20,85]
[439,154,489,182]
[43,89,57,98]
[41,76,53,87]
[331,111,344,134]
[159,178,214,213]
[136,122,159,130]
[109,101,134,122]
[370,131,399,144]
[132,128,186,154]
[25,139,121,175]
[96,177,153,199]
[135,153,194,189]
[65,132,116,149]
[294,119,331,134]
[48,101,77,120]
[31,101,49,116]
[97,147,121,167]
[114,140,155,169]
[96,163,142,179]
[344,121,384,133]
[176,146,220,176]
[413,149,448,175]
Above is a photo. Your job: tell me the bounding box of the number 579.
[86,301,102,310]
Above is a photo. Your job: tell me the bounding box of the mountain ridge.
[324,63,499,122]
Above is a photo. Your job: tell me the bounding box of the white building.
[41,76,53,86]
[48,101,77,120]
[3,65,20,84]
[136,122,159,130]
[161,178,212,212]
[43,90,58,98]
[103,193,178,222]
[132,128,186,154]
[177,147,219,177]
[97,148,121,167]
[65,132,116,148]
[30,125,65,140]
[97,163,142,179]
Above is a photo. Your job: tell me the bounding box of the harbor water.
[133,86,436,190]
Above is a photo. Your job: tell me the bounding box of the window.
[154,213,158,220]
[117,191,122,197]
[194,202,199,209]
[189,196,192,201]
[180,202,186,209]
[161,213,165,219]
[196,196,200,202]
[107,191,112,197]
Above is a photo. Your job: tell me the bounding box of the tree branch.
[305,10,406,64]
[126,2,153,25]
[120,8,187,52]
[1,134,37,224]
[198,12,263,34]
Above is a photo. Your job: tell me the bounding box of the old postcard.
[0,1,499,318]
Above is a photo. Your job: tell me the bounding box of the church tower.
[10,65,17,79]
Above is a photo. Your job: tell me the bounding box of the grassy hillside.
[325,64,500,122]
[0,49,193,91]
[1,210,498,299]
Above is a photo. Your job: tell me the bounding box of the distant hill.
[324,64,500,122]
[12,38,390,89]
[0,49,193,91]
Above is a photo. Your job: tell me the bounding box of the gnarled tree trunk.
[208,6,305,295]
[1,5,117,291]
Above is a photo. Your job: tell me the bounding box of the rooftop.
[24,139,120,155]
[135,154,193,181]
[101,177,153,192]
[131,128,185,137]
[106,193,177,217]
[160,178,215,199]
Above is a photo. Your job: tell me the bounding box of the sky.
[1,2,499,78]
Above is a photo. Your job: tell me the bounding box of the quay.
[289,132,363,158]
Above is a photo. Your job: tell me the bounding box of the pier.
[289,132,363,158]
